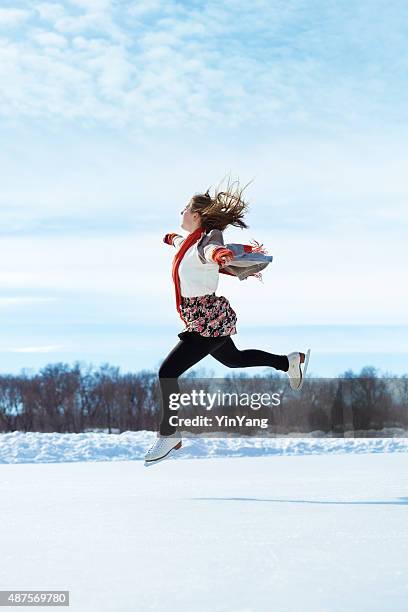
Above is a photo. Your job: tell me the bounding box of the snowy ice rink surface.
[0,450,407,612]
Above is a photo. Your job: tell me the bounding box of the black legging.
[158,331,289,435]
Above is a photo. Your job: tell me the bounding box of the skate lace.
[147,436,172,456]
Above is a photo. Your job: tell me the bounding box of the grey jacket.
[196,228,273,281]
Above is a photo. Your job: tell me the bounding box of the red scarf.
[172,226,205,324]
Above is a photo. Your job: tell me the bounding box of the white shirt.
[173,234,222,297]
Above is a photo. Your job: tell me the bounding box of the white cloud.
[69,0,112,11]
[0,8,31,27]
[36,3,66,22]
[126,0,167,18]
[3,345,65,353]
[0,0,406,129]
[87,44,135,95]
[0,297,60,306]
[32,29,68,47]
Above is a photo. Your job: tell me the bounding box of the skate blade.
[297,348,311,390]
[144,441,182,467]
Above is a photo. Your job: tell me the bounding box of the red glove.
[163,232,179,245]
[212,247,234,265]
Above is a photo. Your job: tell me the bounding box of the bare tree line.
[0,362,159,434]
[0,362,407,434]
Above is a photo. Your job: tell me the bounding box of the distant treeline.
[0,362,407,434]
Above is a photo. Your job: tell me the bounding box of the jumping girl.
[144,178,310,465]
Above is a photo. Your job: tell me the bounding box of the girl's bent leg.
[209,336,289,372]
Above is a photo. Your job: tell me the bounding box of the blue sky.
[1,0,407,378]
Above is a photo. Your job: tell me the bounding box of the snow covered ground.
[0,433,407,611]
[1,430,408,463]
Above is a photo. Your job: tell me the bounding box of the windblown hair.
[190,175,253,232]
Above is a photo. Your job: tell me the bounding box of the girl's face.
[180,201,201,232]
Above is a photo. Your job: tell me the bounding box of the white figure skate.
[144,431,182,467]
[286,349,311,391]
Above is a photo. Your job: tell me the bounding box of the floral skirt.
[178,292,237,338]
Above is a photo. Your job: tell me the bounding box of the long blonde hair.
[190,175,253,232]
